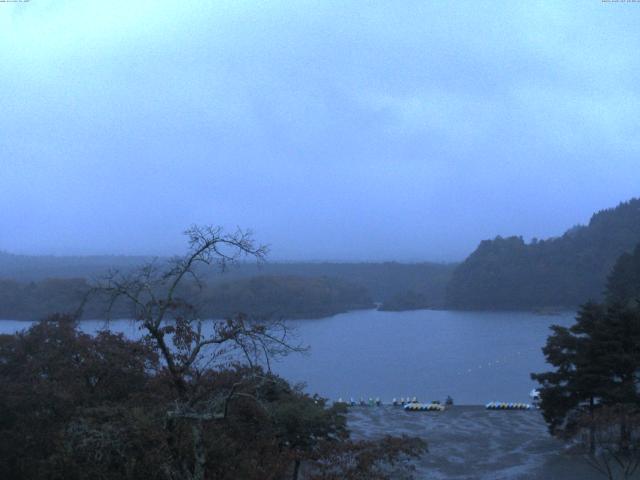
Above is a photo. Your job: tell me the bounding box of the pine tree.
[532,244,640,453]
[531,302,611,451]
[606,243,640,308]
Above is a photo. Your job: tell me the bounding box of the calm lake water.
[0,309,575,405]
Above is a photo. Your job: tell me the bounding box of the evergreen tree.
[531,303,611,451]
[606,243,640,308]
[532,245,640,453]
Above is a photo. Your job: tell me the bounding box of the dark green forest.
[190,275,374,319]
[447,198,640,310]
[0,252,455,303]
[0,275,373,321]
[0,254,454,320]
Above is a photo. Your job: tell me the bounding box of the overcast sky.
[1,1,639,261]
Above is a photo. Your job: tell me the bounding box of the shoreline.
[0,306,578,323]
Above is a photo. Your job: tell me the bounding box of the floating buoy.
[485,401,531,410]
[403,402,445,412]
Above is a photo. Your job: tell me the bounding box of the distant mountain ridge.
[446,198,640,310]
[0,252,455,319]
[0,251,455,305]
[0,275,374,321]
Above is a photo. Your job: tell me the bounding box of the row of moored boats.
[335,390,540,412]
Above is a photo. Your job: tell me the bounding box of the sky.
[1,0,639,261]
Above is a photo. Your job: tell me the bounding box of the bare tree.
[91,225,303,480]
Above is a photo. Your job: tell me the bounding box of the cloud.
[357,90,497,147]
[1,1,639,259]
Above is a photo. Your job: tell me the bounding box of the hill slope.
[446,198,640,310]
[0,275,374,321]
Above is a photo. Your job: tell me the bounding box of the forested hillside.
[222,262,456,306]
[446,198,640,309]
[195,275,373,319]
[0,275,373,321]
[0,253,455,314]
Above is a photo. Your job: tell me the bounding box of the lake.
[0,309,575,405]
